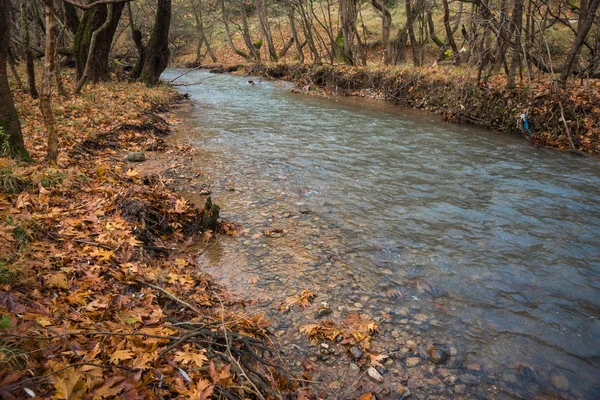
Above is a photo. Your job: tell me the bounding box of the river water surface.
[162,69,600,399]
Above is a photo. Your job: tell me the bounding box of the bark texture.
[0,0,29,159]
[73,2,125,82]
[140,0,172,85]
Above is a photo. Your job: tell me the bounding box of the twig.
[557,96,576,149]
[215,292,270,400]
[135,279,206,317]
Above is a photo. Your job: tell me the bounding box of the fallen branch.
[134,278,206,317]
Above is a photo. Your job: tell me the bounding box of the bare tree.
[40,0,58,163]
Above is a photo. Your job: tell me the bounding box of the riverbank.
[0,78,293,398]
[191,62,600,155]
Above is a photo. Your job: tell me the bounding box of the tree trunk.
[560,0,600,85]
[7,48,23,90]
[220,0,251,60]
[54,27,67,97]
[339,0,357,64]
[257,0,278,61]
[371,0,391,64]
[392,26,408,64]
[296,1,321,62]
[140,0,172,85]
[0,0,29,160]
[40,0,58,164]
[127,2,145,79]
[288,7,304,63]
[73,2,125,83]
[507,0,524,89]
[192,0,216,63]
[406,0,422,66]
[239,0,258,60]
[442,0,460,64]
[76,5,114,93]
[21,2,39,99]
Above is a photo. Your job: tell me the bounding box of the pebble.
[398,308,409,316]
[329,380,341,390]
[126,152,146,162]
[353,302,363,308]
[367,366,384,383]
[459,373,478,385]
[428,345,450,365]
[551,375,569,391]
[444,375,458,385]
[454,384,466,394]
[406,340,417,350]
[320,343,329,350]
[349,346,363,360]
[315,308,332,319]
[467,363,481,371]
[406,357,420,367]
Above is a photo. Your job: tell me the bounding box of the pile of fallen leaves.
[0,76,293,399]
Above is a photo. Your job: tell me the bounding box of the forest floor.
[0,75,317,399]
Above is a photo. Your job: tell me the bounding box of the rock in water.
[427,345,450,364]
[126,152,146,162]
[367,367,384,383]
[405,357,420,367]
[202,197,220,232]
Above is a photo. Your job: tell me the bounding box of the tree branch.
[63,0,134,11]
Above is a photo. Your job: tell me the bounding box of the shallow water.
[162,69,600,399]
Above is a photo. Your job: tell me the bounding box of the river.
[162,69,600,399]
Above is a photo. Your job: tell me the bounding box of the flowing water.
[162,69,600,399]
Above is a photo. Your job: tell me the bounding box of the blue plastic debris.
[518,113,532,135]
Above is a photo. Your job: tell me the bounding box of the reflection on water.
[162,69,600,399]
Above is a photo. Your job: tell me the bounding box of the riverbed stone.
[444,375,458,385]
[428,345,450,365]
[126,152,146,162]
[349,346,363,360]
[406,357,420,367]
[454,384,466,394]
[551,375,569,391]
[349,363,360,376]
[459,373,479,385]
[367,367,384,383]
